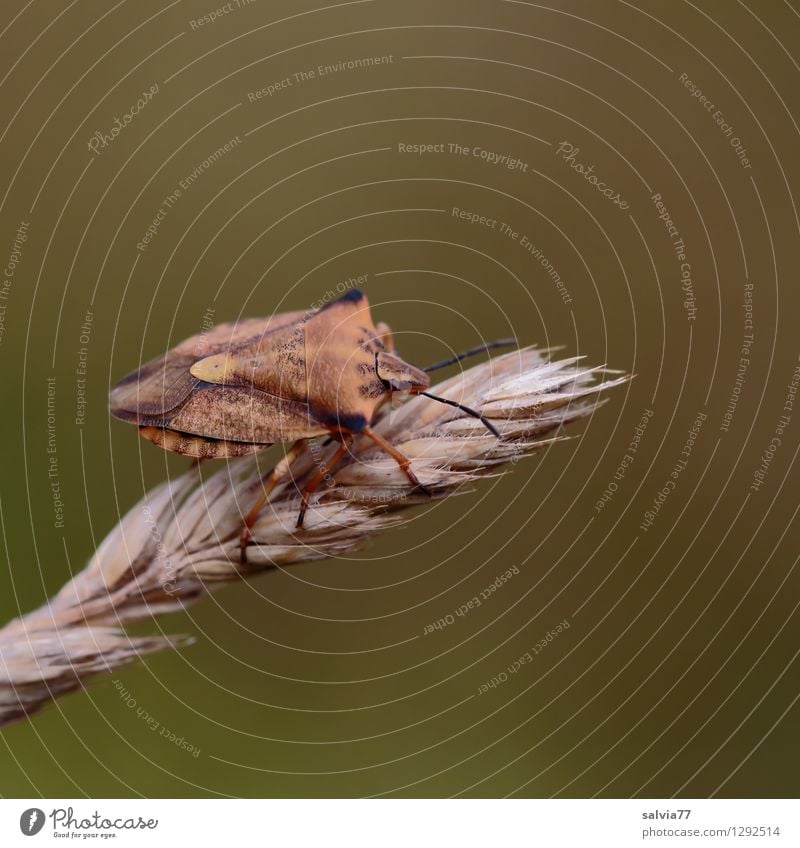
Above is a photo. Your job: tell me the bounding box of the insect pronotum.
[109,289,511,562]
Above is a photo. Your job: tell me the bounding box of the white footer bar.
[2,798,796,847]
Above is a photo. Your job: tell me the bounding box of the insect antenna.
[423,338,517,373]
[419,391,501,438]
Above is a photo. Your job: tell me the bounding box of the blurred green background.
[1,0,799,797]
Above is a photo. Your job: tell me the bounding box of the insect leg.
[239,438,309,563]
[361,426,431,496]
[295,434,353,528]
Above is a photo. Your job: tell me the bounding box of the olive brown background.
[0,0,798,797]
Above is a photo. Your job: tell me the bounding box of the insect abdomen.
[138,427,268,458]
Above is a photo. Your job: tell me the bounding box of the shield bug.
[110,289,510,561]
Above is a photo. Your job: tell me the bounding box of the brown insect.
[110,289,508,561]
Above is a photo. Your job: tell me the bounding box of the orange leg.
[362,426,430,495]
[240,438,308,563]
[295,434,353,528]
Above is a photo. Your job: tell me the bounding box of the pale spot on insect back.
[189,353,236,384]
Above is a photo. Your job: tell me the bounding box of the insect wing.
[109,311,305,423]
[165,383,327,444]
